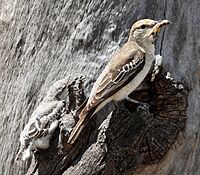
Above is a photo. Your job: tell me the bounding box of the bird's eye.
[140,25,147,29]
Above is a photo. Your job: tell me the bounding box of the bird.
[68,19,170,144]
[16,100,66,161]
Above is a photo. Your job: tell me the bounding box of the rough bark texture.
[26,69,187,175]
[0,0,199,175]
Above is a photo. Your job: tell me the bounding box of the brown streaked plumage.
[68,19,170,144]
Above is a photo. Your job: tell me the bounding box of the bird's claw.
[137,102,149,110]
[125,96,150,109]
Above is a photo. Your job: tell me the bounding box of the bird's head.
[129,19,170,48]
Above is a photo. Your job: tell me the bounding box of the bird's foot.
[137,102,149,110]
[125,96,149,109]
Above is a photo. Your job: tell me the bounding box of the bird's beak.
[144,20,170,38]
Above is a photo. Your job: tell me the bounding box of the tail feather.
[67,117,87,144]
[68,102,98,144]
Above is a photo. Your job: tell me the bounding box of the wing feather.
[68,49,145,143]
[81,50,145,116]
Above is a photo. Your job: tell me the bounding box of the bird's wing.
[82,50,145,116]
[67,50,145,144]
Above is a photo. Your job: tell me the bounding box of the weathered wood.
[25,70,187,175]
[0,0,199,175]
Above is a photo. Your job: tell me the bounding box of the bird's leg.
[125,96,141,104]
[29,160,39,175]
[125,96,149,109]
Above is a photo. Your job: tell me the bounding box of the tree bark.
[0,0,199,175]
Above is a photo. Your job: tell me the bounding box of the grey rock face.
[0,0,199,175]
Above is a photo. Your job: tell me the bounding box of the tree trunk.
[0,0,199,175]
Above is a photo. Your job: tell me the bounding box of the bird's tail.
[67,114,89,144]
[67,104,98,144]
